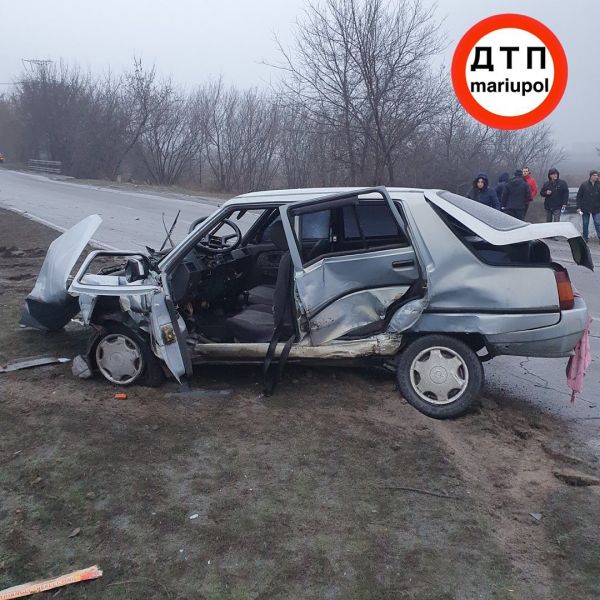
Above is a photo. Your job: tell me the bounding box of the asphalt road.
[0,169,225,250]
[1,168,598,449]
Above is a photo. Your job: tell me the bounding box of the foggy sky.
[0,0,597,152]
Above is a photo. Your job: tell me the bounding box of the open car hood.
[20,215,102,331]
[426,191,594,270]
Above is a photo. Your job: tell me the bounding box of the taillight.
[555,270,574,310]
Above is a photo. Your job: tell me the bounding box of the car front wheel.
[396,334,483,419]
[92,322,164,387]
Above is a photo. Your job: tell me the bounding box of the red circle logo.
[451,14,568,130]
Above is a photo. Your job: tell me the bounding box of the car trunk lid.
[426,190,593,270]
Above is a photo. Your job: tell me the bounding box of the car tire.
[91,322,164,387]
[396,334,483,419]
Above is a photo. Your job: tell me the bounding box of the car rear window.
[437,191,526,231]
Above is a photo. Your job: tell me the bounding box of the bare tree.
[493,124,567,180]
[137,81,202,185]
[275,0,444,185]
[0,94,22,161]
[12,59,161,180]
[199,80,280,192]
[6,19,564,197]
[108,59,159,180]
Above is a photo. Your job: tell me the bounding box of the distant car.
[565,188,579,213]
[21,187,593,419]
[0,153,5,163]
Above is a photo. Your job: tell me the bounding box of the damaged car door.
[280,187,427,345]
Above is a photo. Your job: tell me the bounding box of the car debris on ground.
[164,388,232,401]
[0,356,70,373]
[71,354,93,379]
[529,512,543,522]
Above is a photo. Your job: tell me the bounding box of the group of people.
[467,167,600,243]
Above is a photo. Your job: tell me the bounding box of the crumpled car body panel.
[20,215,101,331]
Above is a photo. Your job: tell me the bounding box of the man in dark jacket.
[501,169,531,220]
[540,167,569,222]
[467,173,500,209]
[495,172,509,200]
[576,170,600,242]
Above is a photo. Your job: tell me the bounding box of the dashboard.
[169,246,252,303]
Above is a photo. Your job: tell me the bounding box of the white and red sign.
[452,14,568,129]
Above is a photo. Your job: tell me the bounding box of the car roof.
[223,187,427,207]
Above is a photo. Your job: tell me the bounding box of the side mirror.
[124,257,149,282]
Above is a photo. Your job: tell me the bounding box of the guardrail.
[27,159,62,174]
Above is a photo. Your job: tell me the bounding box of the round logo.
[451,14,568,129]
[430,366,448,385]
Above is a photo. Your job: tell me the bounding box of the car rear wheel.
[93,322,164,387]
[396,334,483,419]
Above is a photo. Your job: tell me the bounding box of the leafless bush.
[13,59,158,180]
[198,79,280,192]
[136,81,203,185]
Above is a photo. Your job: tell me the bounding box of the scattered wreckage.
[20,187,593,418]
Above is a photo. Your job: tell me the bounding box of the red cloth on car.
[566,317,592,403]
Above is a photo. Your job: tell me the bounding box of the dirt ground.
[1,207,599,599]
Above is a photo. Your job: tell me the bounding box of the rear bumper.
[485,296,588,358]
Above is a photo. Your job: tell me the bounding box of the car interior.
[167,198,412,344]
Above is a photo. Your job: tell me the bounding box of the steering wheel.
[188,216,208,233]
[195,218,242,254]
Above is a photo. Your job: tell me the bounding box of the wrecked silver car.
[20,187,593,418]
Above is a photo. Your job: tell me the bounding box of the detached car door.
[280,187,425,345]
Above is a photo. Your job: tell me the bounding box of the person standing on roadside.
[576,170,600,242]
[501,169,531,220]
[495,172,509,201]
[540,168,569,222]
[467,173,500,209]
[522,166,537,216]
